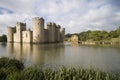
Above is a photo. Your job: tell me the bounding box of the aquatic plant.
[0,57,120,80]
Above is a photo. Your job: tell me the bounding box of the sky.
[0,0,120,35]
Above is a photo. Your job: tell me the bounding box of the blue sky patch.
[0,7,14,14]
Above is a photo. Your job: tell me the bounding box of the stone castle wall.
[7,17,65,43]
[22,30,33,43]
[60,28,65,42]
[44,29,49,43]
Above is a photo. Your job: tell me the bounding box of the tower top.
[32,17,44,21]
[52,23,56,26]
[8,26,13,28]
[57,25,61,28]
[16,22,26,26]
[47,22,52,26]
[60,27,65,31]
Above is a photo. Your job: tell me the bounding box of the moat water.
[0,42,120,72]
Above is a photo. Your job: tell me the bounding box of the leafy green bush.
[21,67,44,80]
[6,72,21,80]
[0,57,24,80]
[0,57,24,71]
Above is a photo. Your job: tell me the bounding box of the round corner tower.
[32,17,45,43]
[7,26,16,42]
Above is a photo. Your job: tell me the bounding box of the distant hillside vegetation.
[65,26,120,42]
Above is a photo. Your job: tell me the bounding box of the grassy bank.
[0,57,120,80]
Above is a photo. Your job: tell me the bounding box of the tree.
[117,26,120,37]
[89,31,101,41]
[65,34,72,38]
[100,31,109,40]
[65,26,120,41]
[109,30,118,38]
[78,31,91,41]
[0,35,7,42]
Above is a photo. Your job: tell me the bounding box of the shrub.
[21,67,44,80]
[0,57,24,80]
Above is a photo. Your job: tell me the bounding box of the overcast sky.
[0,0,120,35]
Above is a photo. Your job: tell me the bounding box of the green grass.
[0,57,120,80]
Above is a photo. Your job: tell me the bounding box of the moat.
[0,43,120,73]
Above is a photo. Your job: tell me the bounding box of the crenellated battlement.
[32,17,44,21]
[16,22,26,26]
[52,23,56,26]
[60,28,65,31]
[57,25,61,28]
[32,17,40,20]
[47,22,52,26]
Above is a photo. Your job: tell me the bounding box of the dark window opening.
[26,34,28,38]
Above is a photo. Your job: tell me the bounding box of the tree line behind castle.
[7,17,65,43]
[66,27,120,43]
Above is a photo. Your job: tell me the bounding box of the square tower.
[14,22,26,43]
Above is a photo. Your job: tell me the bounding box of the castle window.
[26,34,28,38]
[38,34,39,37]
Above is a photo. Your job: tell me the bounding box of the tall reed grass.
[0,57,120,80]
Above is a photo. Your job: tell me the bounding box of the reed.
[0,57,120,80]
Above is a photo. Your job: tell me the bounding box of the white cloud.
[0,0,120,35]
[0,0,35,14]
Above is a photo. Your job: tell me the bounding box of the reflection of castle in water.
[7,43,32,62]
[7,43,65,67]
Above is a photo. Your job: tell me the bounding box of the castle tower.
[47,22,56,43]
[32,17,45,43]
[16,22,26,33]
[54,24,57,42]
[14,22,26,43]
[46,22,52,43]
[60,28,65,42]
[44,29,48,43]
[7,27,16,42]
[56,25,61,42]
[51,23,56,42]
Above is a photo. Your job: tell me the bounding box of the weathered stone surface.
[7,17,65,43]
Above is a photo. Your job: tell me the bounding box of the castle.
[7,17,65,43]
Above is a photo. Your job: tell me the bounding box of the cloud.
[0,0,35,14]
[0,7,14,14]
[0,0,120,35]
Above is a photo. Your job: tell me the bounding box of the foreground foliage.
[0,57,120,80]
[0,57,24,80]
